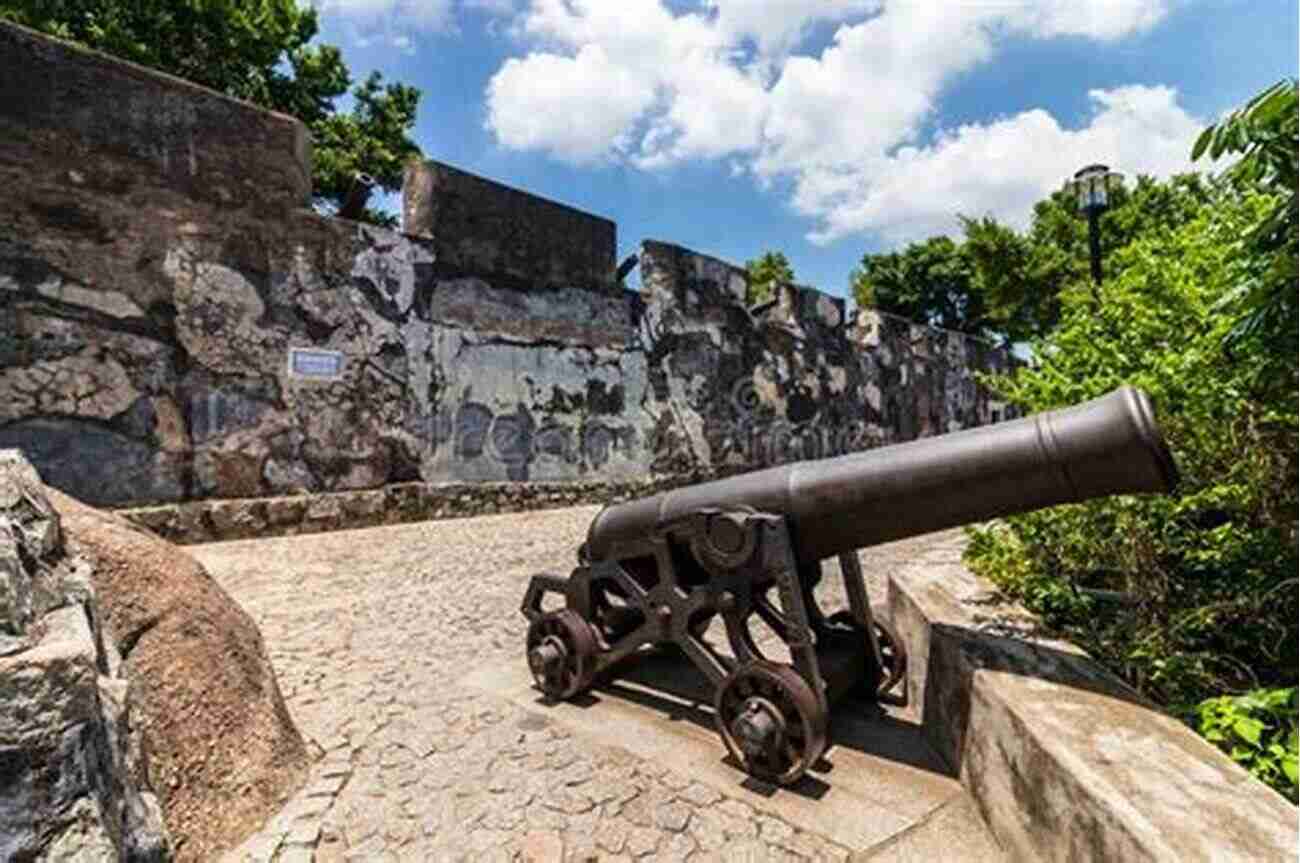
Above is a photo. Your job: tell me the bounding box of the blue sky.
[310,0,1297,299]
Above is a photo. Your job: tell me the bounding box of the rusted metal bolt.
[719,591,737,611]
[655,604,672,625]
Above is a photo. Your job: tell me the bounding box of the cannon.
[521,386,1179,785]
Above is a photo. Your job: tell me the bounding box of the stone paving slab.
[466,657,963,853]
[189,506,1004,862]
[850,795,1004,862]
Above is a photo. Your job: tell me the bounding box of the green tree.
[744,251,795,305]
[851,174,1219,344]
[849,236,992,337]
[309,72,422,224]
[1,0,421,225]
[1192,78,1298,393]
[964,187,1299,799]
[970,175,1218,340]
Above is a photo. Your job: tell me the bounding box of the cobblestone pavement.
[196,506,965,862]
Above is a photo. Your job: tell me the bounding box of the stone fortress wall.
[0,21,1015,510]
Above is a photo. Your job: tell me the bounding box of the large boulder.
[1,450,310,861]
[46,490,311,862]
[0,450,170,860]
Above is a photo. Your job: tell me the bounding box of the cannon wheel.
[527,610,598,700]
[715,661,828,786]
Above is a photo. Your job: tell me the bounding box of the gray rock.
[0,451,172,861]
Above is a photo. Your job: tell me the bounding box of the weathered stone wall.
[851,309,1016,440]
[1,22,1016,512]
[0,22,310,217]
[638,240,867,475]
[403,160,618,295]
[421,274,649,484]
[638,240,1015,475]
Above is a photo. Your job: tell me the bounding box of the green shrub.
[964,185,1298,800]
[1193,687,1298,803]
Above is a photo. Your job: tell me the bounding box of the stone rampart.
[0,22,310,216]
[403,160,617,294]
[887,535,1299,862]
[1,22,1015,511]
[638,240,1015,475]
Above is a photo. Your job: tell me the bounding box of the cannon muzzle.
[587,386,1177,563]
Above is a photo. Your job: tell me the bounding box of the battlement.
[404,160,617,294]
[0,21,311,214]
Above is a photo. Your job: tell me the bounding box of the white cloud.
[307,1,457,55]
[803,86,1203,244]
[487,0,773,165]
[486,46,658,162]
[703,0,881,61]
[484,0,1190,244]
[1001,0,1170,41]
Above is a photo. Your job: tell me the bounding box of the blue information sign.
[288,348,345,379]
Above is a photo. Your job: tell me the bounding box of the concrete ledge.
[113,471,729,545]
[887,533,1298,862]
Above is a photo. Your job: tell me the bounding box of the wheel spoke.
[718,665,823,784]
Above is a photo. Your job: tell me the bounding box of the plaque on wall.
[287,347,345,381]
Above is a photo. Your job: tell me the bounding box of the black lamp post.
[1071,163,1123,285]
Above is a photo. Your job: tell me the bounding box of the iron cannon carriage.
[521,386,1178,785]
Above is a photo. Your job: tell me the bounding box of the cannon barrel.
[587,386,1178,564]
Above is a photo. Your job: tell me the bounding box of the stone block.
[305,496,343,525]
[386,483,424,520]
[265,497,308,527]
[207,500,267,539]
[0,21,311,213]
[0,605,99,747]
[172,504,209,544]
[343,490,387,520]
[123,506,178,539]
[887,536,1299,863]
[403,160,616,293]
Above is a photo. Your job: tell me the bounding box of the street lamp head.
[1072,163,1124,212]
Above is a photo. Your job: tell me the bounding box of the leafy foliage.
[1192,78,1298,393]
[2,0,421,224]
[848,236,992,337]
[743,251,795,305]
[1193,687,1298,802]
[850,174,1220,344]
[963,182,1299,799]
[310,72,421,226]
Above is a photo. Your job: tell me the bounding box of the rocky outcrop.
[0,449,171,860]
[47,487,310,863]
[0,449,309,861]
